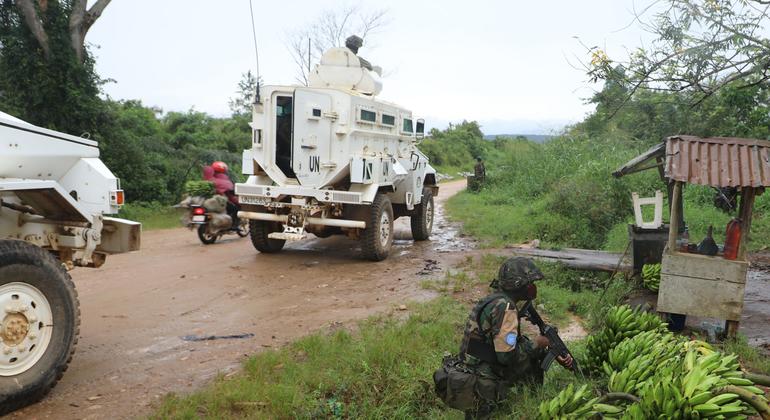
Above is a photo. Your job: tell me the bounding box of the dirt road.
[12,180,470,419]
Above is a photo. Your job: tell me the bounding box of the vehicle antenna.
[248,0,261,104]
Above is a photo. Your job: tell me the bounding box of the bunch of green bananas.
[620,349,768,419]
[604,330,682,375]
[642,263,662,292]
[583,305,667,373]
[535,383,622,419]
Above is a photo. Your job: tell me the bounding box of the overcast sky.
[88,0,656,135]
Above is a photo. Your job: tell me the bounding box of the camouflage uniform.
[474,160,486,183]
[458,293,546,418]
[435,257,546,419]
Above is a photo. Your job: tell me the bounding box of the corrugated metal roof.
[665,135,770,187]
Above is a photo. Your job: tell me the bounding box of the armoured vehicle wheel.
[410,188,434,241]
[249,220,285,253]
[197,225,218,245]
[0,240,79,415]
[361,194,394,261]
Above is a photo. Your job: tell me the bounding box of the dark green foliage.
[419,120,503,174]
[1,6,251,205]
[97,101,250,203]
[0,1,104,135]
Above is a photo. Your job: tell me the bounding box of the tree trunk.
[69,0,111,63]
[15,0,50,58]
[16,0,112,63]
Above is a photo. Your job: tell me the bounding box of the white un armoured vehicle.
[236,45,437,261]
[0,112,140,413]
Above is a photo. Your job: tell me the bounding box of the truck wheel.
[0,240,79,415]
[410,188,434,241]
[361,194,394,261]
[197,224,218,245]
[249,220,285,253]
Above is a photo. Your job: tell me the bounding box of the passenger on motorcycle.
[205,161,240,230]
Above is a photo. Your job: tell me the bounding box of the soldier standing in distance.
[438,257,573,419]
[474,157,486,184]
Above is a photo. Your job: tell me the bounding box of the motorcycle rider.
[207,161,240,229]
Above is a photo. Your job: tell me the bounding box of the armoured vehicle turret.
[236,44,437,260]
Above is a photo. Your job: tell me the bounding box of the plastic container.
[723,218,743,260]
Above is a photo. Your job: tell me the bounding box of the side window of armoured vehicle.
[402,118,413,135]
[360,109,376,123]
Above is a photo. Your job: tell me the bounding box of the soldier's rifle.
[519,300,582,376]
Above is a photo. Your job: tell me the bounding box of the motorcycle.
[186,197,248,244]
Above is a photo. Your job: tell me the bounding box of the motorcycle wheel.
[236,220,249,238]
[197,225,218,245]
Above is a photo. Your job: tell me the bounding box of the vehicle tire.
[0,240,79,415]
[361,194,394,261]
[249,220,285,253]
[410,187,435,241]
[197,224,218,245]
[236,220,249,238]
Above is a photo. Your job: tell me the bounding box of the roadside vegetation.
[443,83,770,252]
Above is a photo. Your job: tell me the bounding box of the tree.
[228,71,260,116]
[0,0,110,134]
[14,0,110,62]
[585,0,770,114]
[286,5,388,85]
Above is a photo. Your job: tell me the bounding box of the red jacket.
[202,166,238,205]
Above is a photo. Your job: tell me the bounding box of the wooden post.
[737,188,755,261]
[667,182,682,252]
[726,187,756,338]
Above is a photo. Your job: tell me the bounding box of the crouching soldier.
[433,257,573,419]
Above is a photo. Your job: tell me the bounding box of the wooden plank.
[661,252,748,284]
[505,247,631,273]
[657,253,748,320]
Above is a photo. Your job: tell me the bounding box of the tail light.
[192,207,206,215]
[110,190,125,206]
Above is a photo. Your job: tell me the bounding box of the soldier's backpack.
[433,354,478,410]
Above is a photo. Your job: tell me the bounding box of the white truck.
[0,112,140,413]
[236,46,437,261]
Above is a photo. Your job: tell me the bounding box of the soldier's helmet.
[345,35,364,52]
[496,257,544,292]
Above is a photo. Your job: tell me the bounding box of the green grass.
[723,335,770,375]
[117,202,184,230]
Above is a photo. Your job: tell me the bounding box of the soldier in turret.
[345,34,374,72]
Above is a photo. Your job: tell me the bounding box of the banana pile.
[622,348,768,419]
[583,305,667,373]
[536,305,769,419]
[535,383,621,419]
[642,263,662,292]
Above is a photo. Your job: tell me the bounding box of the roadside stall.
[614,135,769,336]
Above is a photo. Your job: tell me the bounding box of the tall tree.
[228,71,260,116]
[286,5,388,85]
[585,0,770,114]
[0,0,110,134]
[13,0,110,62]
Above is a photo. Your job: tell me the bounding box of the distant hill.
[483,134,554,143]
